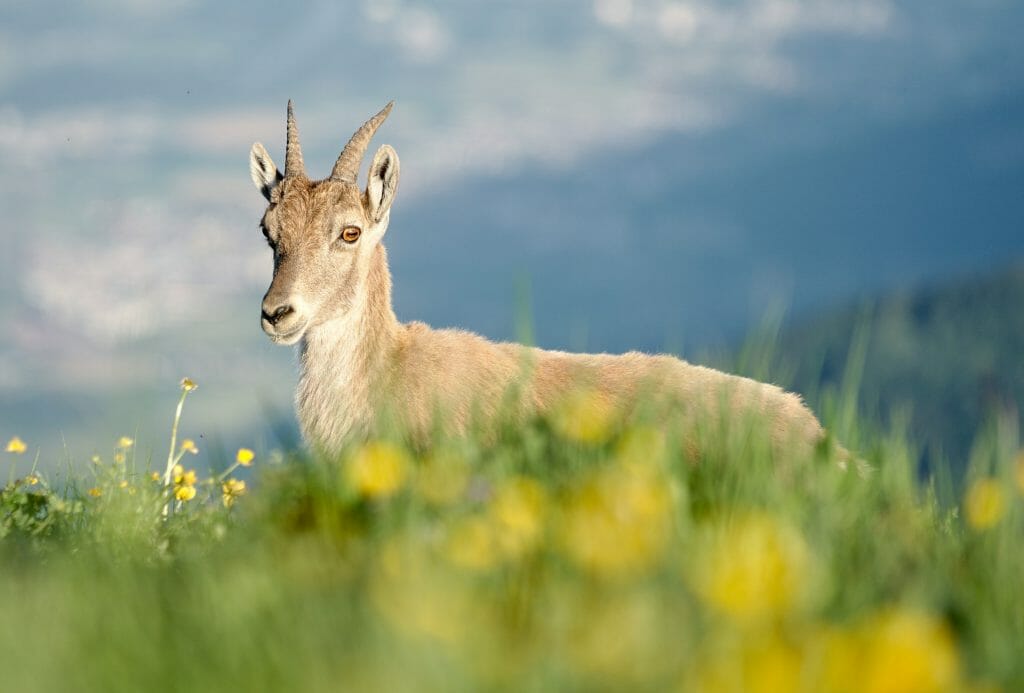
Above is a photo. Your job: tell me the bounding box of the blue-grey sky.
[2,0,1023,460]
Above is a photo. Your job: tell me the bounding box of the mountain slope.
[779,263,1024,470]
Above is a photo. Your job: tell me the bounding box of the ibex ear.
[250,142,282,201]
[366,144,400,223]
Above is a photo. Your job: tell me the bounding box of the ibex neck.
[296,244,400,451]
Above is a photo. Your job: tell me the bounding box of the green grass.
[2,369,1023,693]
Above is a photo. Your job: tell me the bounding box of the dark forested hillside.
[778,263,1024,472]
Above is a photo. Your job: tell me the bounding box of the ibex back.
[249,101,843,463]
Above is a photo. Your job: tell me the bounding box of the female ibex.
[249,102,842,462]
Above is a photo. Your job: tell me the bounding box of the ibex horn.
[330,101,394,183]
[285,100,306,179]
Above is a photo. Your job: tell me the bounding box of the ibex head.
[248,101,399,345]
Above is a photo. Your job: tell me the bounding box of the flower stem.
[216,461,242,483]
[161,388,191,518]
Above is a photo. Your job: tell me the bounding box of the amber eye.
[341,226,361,243]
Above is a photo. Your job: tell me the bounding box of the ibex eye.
[341,226,361,243]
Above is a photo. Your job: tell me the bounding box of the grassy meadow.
[2,363,1023,692]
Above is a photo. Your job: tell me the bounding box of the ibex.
[249,101,845,463]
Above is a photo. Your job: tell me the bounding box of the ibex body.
[249,102,834,459]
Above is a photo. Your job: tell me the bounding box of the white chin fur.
[264,320,308,346]
[271,329,306,346]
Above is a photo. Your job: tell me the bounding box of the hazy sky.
[2,0,1023,457]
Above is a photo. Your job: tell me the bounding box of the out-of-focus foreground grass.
[1,374,1022,692]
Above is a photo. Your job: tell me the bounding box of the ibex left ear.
[366,144,400,223]
[250,142,282,201]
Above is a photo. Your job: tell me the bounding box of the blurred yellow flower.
[87,487,102,498]
[25,474,40,486]
[180,438,198,455]
[91,455,102,465]
[692,513,813,623]
[446,516,500,571]
[150,471,161,482]
[5,436,27,454]
[180,377,197,391]
[236,448,255,466]
[690,633,809,693]
[744,637,805,693]
[964,478,1007,530]
[415,448,469,506]
[858,608,960,693]
[173,464,197,487]
[117,436,134,449]
[118,480,129,489]
[444,477,547,571]
[553,389,616,444]
[345,441,410,499]
[175,484,197,502]
[222,478,246,507]
[808,626,863,693]
[560,464,672,578]
[114,451,126,464]
[490,476,548,559]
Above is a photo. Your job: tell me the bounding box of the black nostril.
[263,304,293,325]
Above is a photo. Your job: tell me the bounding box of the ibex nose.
[262,302,294,326]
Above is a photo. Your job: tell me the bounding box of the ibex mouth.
[263,320,308,346]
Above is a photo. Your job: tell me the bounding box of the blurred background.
[1,0,1022,472]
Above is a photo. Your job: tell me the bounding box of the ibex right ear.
[366,144,400,224]
[250,143,282,201]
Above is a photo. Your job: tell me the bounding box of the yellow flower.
[222,478,247,507]
[91,455,102,464]
[117,436,134,449]
[415,448,469,506]
[690,633,809,693]
[236,448,255,466]
[858,608,960,693]
[560,464,672,578]
[964,478,1007,530]
[446,516,500,571]
[809,625,863,693]
[118,480,129,489]
[173,464,197,486]
[150,471,161,482]
[175,484,197,502]
[692,513,813,623]
[740,637,806,693]
[345,441,410,499]
[88,487,102,498]
[553,389,617,444]
[489,476,548,560]
[114,451,126,464]
[180,377,197,391]
[25,474,40,486]
[442,477,547,572]
[5,436,27,454]
[180,438,198,455]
